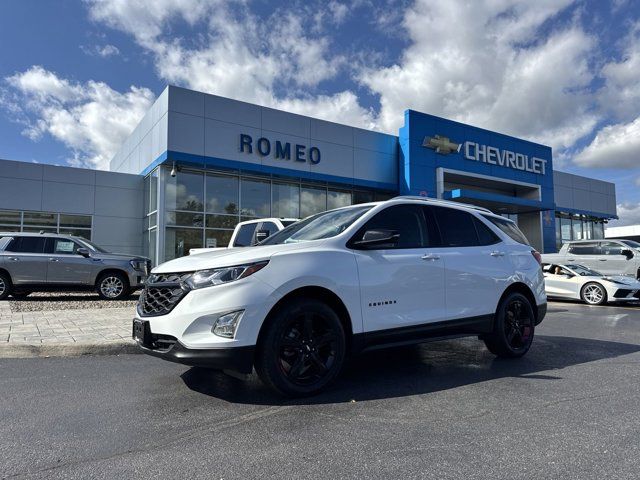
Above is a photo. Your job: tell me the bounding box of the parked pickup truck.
[541,239,640,279]
[189,218,298,255]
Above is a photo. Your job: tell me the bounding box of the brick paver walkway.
[0,302,134,346]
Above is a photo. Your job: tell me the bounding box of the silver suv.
[0,232,150,300]
[542,239,640,279]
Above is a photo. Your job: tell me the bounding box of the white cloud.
[4,66,154,170]
[360,0,596,151]
[609,202,640,227]
[328,1,349,24]
[85,0,370,129]
[636,177,640,186]
[574,116,640,169]
[81,44,120,57]
[598,23,640,122]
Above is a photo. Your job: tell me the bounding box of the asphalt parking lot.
[1,300,639,479]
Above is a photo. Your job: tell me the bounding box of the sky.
[0,0,639,226]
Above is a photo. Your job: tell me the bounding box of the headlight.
[185,261,268,289]
[130,260,146,271]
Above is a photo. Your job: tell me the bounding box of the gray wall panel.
[168,86,204,117]
[168,112,204,156]
[261,107,311,138]
[310,119,354,147]
[205,94,261,128]
[92,216,143,248]
[42,182,94,214]
[95,170,142,190]
[0,159,43,180]
[0,177,43,211]
[94,186,143,218]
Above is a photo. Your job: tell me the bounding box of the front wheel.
[255,299,346,397]
[581,282,607,305]
[484,293,535,358]
[96,272,129,300]
[0,272,12,301]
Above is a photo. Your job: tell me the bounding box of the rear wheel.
[581,282,607,305]
[255,299,346,397]
[0,272,12,301]
[96,272,129,300]
[484,292,535,358]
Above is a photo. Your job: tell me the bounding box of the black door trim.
[353,314,494,353]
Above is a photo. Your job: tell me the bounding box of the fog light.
[212,310,244,338]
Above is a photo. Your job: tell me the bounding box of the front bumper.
[134,318,254,372]
[137,340,255,373]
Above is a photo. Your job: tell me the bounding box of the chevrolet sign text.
[464,142,547,175]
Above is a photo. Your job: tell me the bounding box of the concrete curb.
[0,341,142,358]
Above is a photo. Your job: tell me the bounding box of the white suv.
[133,197,546,396]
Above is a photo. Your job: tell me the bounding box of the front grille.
[138,272,193,317]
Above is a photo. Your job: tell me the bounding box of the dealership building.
[0,86,618,264]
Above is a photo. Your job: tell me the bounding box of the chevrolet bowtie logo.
[422,135,461,155]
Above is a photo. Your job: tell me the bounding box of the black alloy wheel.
[484,292,535,358]
[256,299,346,397]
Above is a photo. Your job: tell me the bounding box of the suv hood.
[153,242,321,273]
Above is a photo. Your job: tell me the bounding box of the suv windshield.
[75,238,109,253]
[620,240,640,249]
[261,206,372,245]
[571,265,602,276]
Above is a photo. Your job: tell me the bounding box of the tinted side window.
[10,237,46,253]
[473,217,500,246]
[482,215,530,246]
[260,222,279,236]
[568,242,600,255]
[432,207,479,247]
[234,224,257,247]
[355,205,427,249]
[600,242,624,255]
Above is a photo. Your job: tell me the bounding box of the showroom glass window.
[272,182,300,219]
[328,189,351,210]
[301,185,327,218]
[165,171,204,211]
[241,178,270,219]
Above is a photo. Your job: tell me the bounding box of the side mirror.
[622,249,634,259]
[77,247,91,258]
[352,229,400,249]
[254,229,270,243]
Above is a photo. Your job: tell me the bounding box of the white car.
[189,218,298,255]
[543,263,640,305]
[133,197,547,396]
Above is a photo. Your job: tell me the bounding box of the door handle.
[599,259,607,261]
[8,257,19,261]
[49,258,60,262]
[421,254,440,261]
[490,251,505,257]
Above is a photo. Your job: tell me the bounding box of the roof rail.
[392,196,494,214]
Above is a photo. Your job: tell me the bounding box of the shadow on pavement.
[181,334,640,405]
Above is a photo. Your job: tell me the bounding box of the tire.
[0,272,12,301]
[11,291,31,299]
[580,282,607,306]
[96,272,129,300]
[483,292,535,358]
[255,298,346,397]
